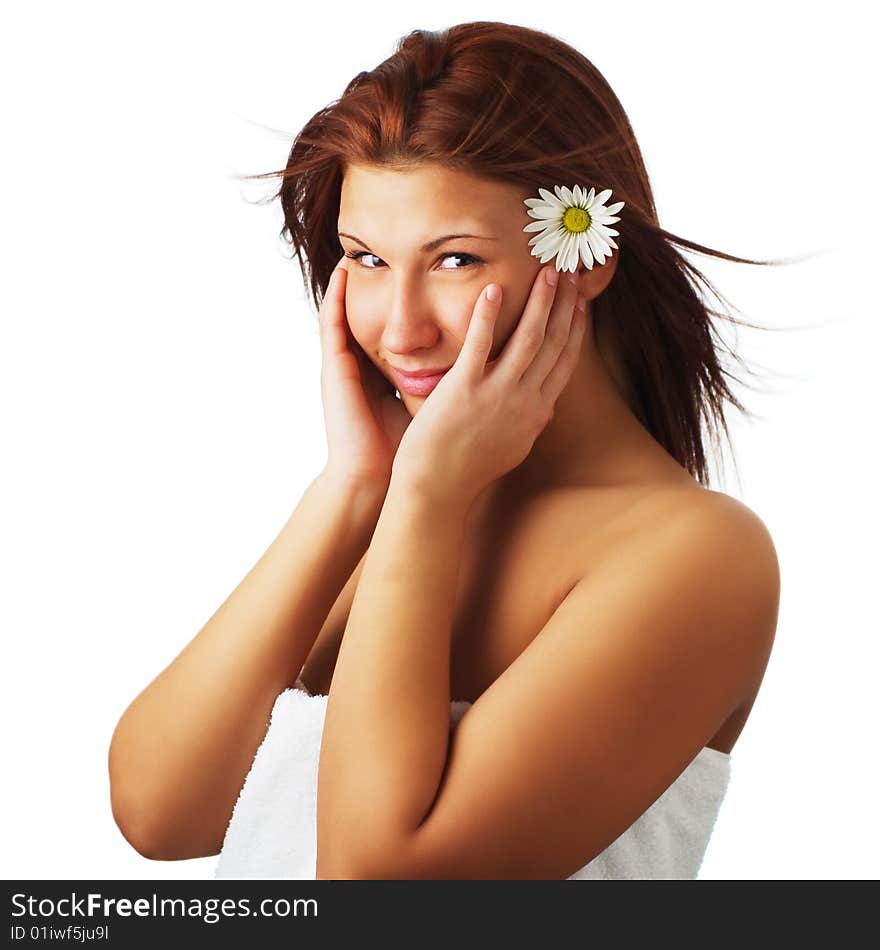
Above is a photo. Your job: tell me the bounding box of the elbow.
[109,775,200,862]
[110,784,201,862]
[108,734,172,861]
[110,787,167,861]
[108,739,222,862]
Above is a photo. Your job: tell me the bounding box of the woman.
[109,21,780,879]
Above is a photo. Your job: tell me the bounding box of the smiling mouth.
[389,365,453,378]
[390,366,448,396]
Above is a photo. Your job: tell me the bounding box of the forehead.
[339,163,525,225]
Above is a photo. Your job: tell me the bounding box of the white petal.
[593,188,613,208]
[573,184,585,206]
[525,201,561,215]
[585,187,595,206]
[528,228,552,246]
[533,227,565,257]
[523,220,554,233]
[591,230,617,251]
[527,203,560,217]
[551,234,566,270]
[578,233,595,270]
[539,188,566,212]
[529,235,554,256]
[591,224,614,250]
[603,201,625,215]
[559,185,576,207]
[556,234,574,271]
[587,228,606,264]
[592,222,618,240]
[556,235,569,272]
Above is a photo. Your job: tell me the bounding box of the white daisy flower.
[522,185,625,272]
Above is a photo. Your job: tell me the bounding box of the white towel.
[215,685,731,880]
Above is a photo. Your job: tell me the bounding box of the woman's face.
[337,162,544,413]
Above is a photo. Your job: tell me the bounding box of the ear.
[572,251,618,303]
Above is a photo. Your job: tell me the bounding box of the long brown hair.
[241,20,806,488]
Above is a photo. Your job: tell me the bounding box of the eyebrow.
[337,231,498,253]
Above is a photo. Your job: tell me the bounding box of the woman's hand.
[392,264,587,508]
[319,254,413,490]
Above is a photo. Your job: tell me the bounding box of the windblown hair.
[243,20,799,488]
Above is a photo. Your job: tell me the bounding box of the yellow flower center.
[562,206,591,233]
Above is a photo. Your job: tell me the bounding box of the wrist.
[317,468,389,513]
[388,465,477,517]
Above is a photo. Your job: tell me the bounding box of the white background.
[2,1,877,880]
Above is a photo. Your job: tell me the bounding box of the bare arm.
[315,474,469,876]
[108,470,386,861]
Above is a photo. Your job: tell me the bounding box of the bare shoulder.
[694,487,778,621]
[593,482,781,688]
[643,485,779,608]
[685,487,780,598]
[619,483,779,577]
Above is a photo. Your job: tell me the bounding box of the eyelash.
[343,250,484,271]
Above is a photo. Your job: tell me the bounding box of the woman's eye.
[437,252,481,271]
[344,250,481,271]
[345,251,384,269]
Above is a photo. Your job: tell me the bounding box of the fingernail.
[486,283,501,302]
[576,294,587,312]
[545,267,559,287]
[566,272,578,286]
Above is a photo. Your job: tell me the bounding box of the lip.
[390,364,453,378]
[390,365,449,396]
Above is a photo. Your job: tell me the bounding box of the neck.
[492,320,691,499]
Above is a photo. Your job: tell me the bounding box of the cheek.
[475,268,532,346]
[344,304,381,351]
[488,301,526,361]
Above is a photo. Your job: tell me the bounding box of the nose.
[380,275,442,354]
